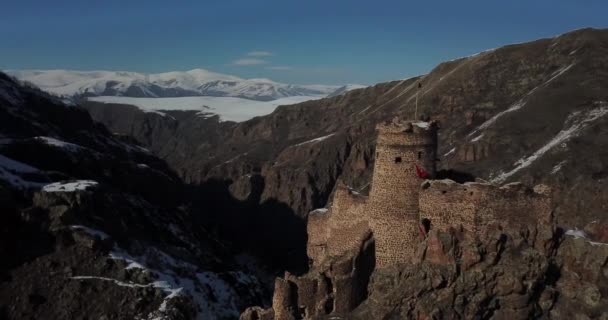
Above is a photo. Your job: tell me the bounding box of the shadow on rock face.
[0,190,55,280]
[436,169,476,184]
[0,306,8,320]
[189,175,309,275]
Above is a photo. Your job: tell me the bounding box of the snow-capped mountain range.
[8,69,364,101]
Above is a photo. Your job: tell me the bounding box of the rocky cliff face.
[241,190,608,320]
[83,28,608,230]
[351,226,608,320]
[0,73,269,319]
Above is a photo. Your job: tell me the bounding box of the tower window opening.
[421,218,431,233]
[395,157,402,163]
[418,151,423,159]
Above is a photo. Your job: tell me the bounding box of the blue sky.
[1,0,607,85]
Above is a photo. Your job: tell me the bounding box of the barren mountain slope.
[0,73,268,320]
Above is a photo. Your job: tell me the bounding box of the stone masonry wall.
[368,120,438,267]
[307,183,370,267]
[307,209,330,265]
[419,180,552,234]
[418,180,480,232]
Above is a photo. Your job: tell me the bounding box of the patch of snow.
[69,225,110,240]
[444,148,456,157]
[356,104,373,115]
[136,163,149,169]
[438,57,476,83]
[71,276,154,288]
[224,152,248,164]
[109,247,147,270]
[294,133,335,147]
[35,136,83,152]
[380,78,410,98]
[546,63,576,84]
[149,110,167,117]
[565,229,588,239]
[310,208,328,215]
[368,79,420,117]
[97,134,151,155]
[469,63,576,137]
[470,101,525,137]
[551,160,567,174]
[42,180,98,192]
[470,134,484,142]
[469,47,497,57]
[102,245,263,319]
[492,105,608,183]
[446,48,497,63]
[412,121,430,129]
[565,229,608,246]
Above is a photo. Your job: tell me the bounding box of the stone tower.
[368,118,438,267]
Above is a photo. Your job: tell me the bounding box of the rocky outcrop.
[552,235,608,319]
[241,234,375,320]
[350,226,608,319]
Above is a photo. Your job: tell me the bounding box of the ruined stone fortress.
[308,118,551,269]
[308,118,439,268]
[241,118,552,320]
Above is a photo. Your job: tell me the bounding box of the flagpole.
[414,83,419,120]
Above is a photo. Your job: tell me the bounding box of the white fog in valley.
[88,95,323,122]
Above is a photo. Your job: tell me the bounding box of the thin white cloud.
[247,51,273,57]
[233,58,268,66]
[266,66,293,71]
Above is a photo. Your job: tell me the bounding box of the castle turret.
[368,118,438,267]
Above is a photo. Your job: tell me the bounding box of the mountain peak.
[8,69,341,101]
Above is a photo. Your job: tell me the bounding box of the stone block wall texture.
[368,120,438,266]
[306,210,330,265]
[269,236,376,319]
[419,180,552,234]
[307,183,370,267]
[419,180,480,233]
[272,278,297,320]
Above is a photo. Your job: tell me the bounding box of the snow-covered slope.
[88,95,322,122]
[8,69,340,101]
